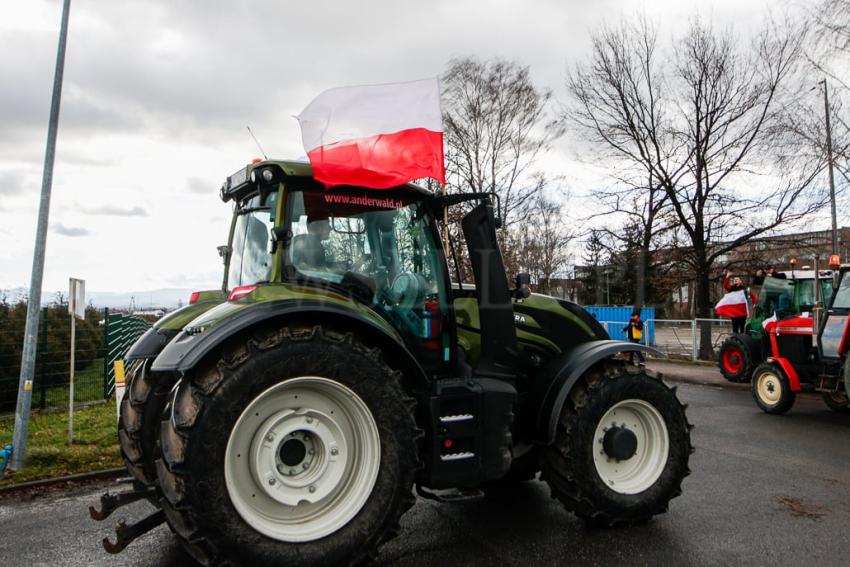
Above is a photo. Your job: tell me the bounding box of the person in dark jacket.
[623,312,645,365]
[765,266,786,279]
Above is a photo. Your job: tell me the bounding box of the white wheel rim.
[592,399,669,495]
[224,376,381,542]
[756,370,782,405]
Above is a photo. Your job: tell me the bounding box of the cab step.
[416,484,485,503]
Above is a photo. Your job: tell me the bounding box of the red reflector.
[424,339,440,351]
[189,291,200,304]
[228,285,258,302]
[443,439,453,449]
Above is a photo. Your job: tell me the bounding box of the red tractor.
[751,258,850,414]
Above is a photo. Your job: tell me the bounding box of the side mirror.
[514,272,531,299]
[270,227,292,253]
[217,245,230,264]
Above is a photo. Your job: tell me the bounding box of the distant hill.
[1,287,198,310]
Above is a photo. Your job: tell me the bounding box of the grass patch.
[0,399,122,486]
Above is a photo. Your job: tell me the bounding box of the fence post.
[37,307,48,410]
[691,319,698,361]
[102,307,109,399]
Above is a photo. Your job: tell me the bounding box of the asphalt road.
[1,363,849,567]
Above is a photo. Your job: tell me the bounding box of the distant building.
[564,226,848,317]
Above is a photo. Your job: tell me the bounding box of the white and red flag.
[296,78,446,189]
[715,290,750,319]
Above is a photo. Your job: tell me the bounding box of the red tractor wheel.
[718,336,757,383]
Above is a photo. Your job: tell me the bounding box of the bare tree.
[442,57,562,227]
[810,0,850,89]
[516,190,574,294]
[804,0,850,212]
[590,170,672,312]
[565,15,826,357]
[440,56,563,282]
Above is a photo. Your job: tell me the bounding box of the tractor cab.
[750,271,834,330]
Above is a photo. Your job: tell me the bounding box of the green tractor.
[92,160,692,566]
[718,269,835,383]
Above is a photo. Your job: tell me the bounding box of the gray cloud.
[187,177,214,194]
[76,204,148,216]
[0,171,25,195]
[52,223,89,237]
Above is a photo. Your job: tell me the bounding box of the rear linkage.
[89,485,165,553]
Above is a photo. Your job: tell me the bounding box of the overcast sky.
[0,0,797,295]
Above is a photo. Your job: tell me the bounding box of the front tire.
[752,362,796,414]
[118,359,174,488]
[156,326,420,566]
[542,363,692,527]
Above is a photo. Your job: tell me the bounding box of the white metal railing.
[598,318,733,361]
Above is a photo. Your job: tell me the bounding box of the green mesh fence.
[103,312,151,398]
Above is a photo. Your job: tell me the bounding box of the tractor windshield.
[797,278,834,310]
[756,276,795,317]
[227,192,278,289]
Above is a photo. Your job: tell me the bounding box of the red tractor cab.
[752,260,850,414]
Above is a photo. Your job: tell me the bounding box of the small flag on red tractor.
[296,78,446,189]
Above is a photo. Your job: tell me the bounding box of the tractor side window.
[285,189,449,360]
[832,272,850,309]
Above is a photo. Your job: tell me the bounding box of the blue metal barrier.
[583,306,656,344]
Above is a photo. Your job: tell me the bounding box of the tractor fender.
[736,333,763,362]
[768,357,802,391]
[126,327,179,360]
[523,340,664,445]
[150,300,429,391]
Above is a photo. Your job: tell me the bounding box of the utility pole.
[11,0,72,470]
[821,79,838,255]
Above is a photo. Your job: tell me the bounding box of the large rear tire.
[542,362,692,527]
[155,326,420,567]
[822,391,850,413]
[752,362,796,414]
[718,335,757,383]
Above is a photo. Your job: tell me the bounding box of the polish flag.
[715,290,750,319]
[296,78,446,189]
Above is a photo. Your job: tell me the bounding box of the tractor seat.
[291,234,327,269]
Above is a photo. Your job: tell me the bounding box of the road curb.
[657,371,751,390]
[0,467,127,495]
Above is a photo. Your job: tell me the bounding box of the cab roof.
[250,159,435,197]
